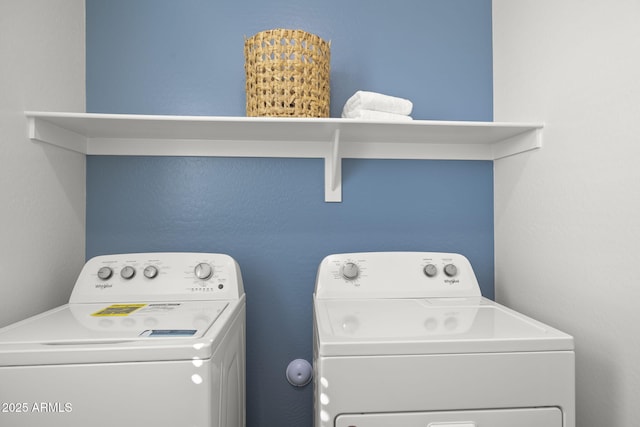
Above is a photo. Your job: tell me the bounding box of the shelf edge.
[25,112,544,203]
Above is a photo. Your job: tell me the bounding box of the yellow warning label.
[91,304,147,317]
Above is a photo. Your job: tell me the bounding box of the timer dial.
[194,263,213,280]
[341,262,360,280]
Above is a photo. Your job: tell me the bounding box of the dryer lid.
[0,300,231,365]
[314,297,574,356]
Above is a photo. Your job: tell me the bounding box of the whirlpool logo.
[444,279,460,285]
[95,283,112,289]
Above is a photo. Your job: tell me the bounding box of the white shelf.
[25,111,543,202]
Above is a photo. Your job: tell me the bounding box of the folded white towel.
[341,108,413,121]
[343,91,413,116]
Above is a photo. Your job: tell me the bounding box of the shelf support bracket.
[27,116,87,154]
[324,128,342,202]
[492,127,543,160]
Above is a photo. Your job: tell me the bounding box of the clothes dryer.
[0,252,245,427]
[313,252,574,427]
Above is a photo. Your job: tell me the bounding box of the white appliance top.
[0,252,245,365]
[0,301,228,344]
[314,252,573,356]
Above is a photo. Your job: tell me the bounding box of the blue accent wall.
[86,1,493,426]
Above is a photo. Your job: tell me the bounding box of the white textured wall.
[493,1,640,426]
[0,1,85,326]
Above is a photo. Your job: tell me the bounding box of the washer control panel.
[315,252,481,299]
[70,252,244,303]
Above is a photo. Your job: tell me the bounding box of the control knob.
[423,264,438,277]
[194,263,213,280]
[143,265,159,279]
[341,262,360,280]
[444,263,458,277]
[120,265,136,280]
[97,266,113,280]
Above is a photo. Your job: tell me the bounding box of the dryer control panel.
[70,252,244,303]
[315,252,481,299]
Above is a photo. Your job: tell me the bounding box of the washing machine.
[0,252,245,427]
[313,252,574,427]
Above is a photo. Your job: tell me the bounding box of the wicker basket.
[244,29,330,117]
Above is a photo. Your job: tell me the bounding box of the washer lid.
[0,301,232,365]
[314,297,574,356]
